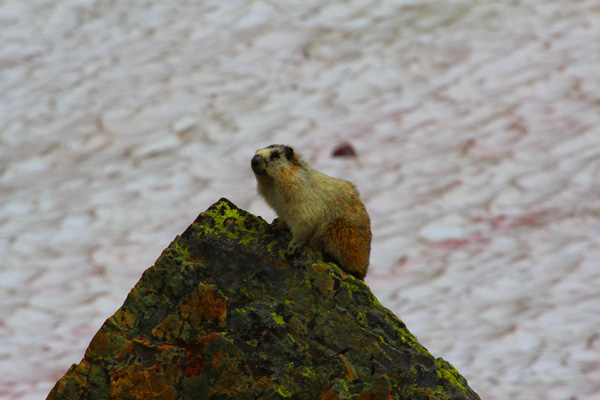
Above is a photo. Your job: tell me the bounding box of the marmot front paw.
[269,218,289,234]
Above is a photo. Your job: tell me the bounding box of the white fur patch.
[255,148,274,158]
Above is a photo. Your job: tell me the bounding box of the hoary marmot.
[251,144,371,280]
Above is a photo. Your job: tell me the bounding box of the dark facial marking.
[270,151,280,161]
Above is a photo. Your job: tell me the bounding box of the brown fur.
[251,145,372,280]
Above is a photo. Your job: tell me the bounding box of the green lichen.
[383,311,431,357]
[266,240,279,253]
[277,385,292,397]
[237,288,250,300]
[202,201,261,246]
[278,248,287,259]
[299,366,316,379]
[436,359,470,396]
[172,240,191,259]
[271,312,285,325]
[332,378,351,396]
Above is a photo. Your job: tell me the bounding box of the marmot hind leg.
[320,219,370,281]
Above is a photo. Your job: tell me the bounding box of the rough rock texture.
[47,198,480,400]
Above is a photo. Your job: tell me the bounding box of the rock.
[331,143,358,158]
[47,198,480,400]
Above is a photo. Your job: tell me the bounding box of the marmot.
[251,144,372,280]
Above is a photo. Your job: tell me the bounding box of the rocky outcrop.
[47,198,480,400]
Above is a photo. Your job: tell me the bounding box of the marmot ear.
[284,146,294,160]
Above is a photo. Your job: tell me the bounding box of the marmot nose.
[251,155,261,170]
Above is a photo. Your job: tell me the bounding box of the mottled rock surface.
[48,198,479,400]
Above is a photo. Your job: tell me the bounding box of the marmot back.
[251,144,371,280]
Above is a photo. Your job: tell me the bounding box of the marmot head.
[251,144,300,179]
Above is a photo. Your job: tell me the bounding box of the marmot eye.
[270,152,280,161]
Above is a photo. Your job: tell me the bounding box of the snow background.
[2,1,600,399]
